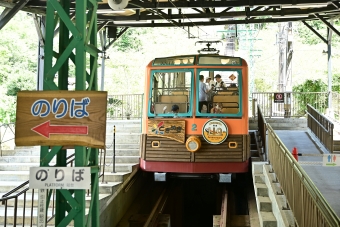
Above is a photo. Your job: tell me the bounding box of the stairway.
[252,162,295,227]
[0,119,141,226]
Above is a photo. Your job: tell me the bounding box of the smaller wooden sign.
[147,120,185,143]
[15,91,107,148]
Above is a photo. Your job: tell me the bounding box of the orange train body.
[140,54,250,174]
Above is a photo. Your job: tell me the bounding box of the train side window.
[198,70,241,115]
[150,70,192,116]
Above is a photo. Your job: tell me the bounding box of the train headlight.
[185,136,201,152]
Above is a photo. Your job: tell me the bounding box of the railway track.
[116,172,258,227]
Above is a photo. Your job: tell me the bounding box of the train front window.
[149,70,193,117]
[197,70,242,117]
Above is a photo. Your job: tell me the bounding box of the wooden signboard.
[147,120,185,143]
[15,91,107,148]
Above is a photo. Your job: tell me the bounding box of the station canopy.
[0,0,339,29]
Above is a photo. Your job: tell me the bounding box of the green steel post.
[74,0,87,224]
[58,0,70,91]
[55,149,67,225]
[89,147,99,227]
[44,0,57,90]
[43,0,100,226]
[75,0,86,91]
[88,1,100,226]
[55,0,70,224]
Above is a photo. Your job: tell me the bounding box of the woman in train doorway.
[199,75,210,112]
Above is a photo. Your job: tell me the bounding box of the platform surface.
[275,130,340,217]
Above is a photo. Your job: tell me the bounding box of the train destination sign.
[15,91,107,148]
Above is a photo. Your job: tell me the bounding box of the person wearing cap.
[199,75,210,112]
[214,74,226,89]
[162,104,180,118]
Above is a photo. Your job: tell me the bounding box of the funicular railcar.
[140,54,250,181]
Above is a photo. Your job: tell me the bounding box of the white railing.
[252,92,340,121]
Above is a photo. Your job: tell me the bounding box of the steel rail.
[219,189,228,227]
[143,187,169,227]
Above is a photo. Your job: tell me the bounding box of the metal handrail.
[1,181,29,201]
[65,153,75,166]
[0,151,77,226]
[0,181,32,227]
[99,148,107,183]
[0,135,115,225]
[257,104,267,159]
[307,104,334,153]
[267,123,340,227]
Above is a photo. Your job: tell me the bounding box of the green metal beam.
[43,0,100,226]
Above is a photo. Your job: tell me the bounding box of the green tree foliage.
[293,79,327,92]
[0,91,16,123]
[293,79,328,115]
[112,28,147,52]
[296,20,340,45]
[0,14,37,81]
[0,73,35,123]
[333,73,340,92]
[107,97,123,117]
[6,73,36,96]
[0,9,37,123]
[254,78,273,92]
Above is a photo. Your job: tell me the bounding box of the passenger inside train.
[148,68,241,117]
[198,71,240,114]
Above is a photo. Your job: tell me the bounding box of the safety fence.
[267,123,340,227]
[332,92,340,120]
[107,94,143,120]
[106,92,340,121]
[306,104,335,153]
[0,123,15,156]
[252,91,340,121]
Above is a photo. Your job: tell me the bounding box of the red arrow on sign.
[31,120,88,138]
